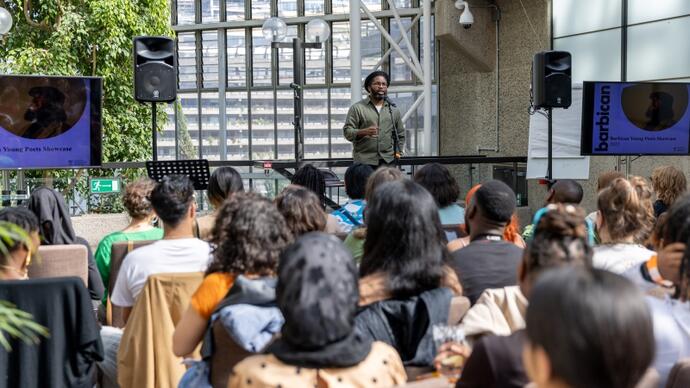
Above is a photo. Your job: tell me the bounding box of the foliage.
[0,222,49,351]
[0,0,194,212]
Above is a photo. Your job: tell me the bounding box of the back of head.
[122,178,156,219]
[27,186,75,245]
[275,185,327,236]
[597,171,625,192]
[150,175,195,228]
[364,166,404,203]
[413,163,460,208]
[659,195,690,299]
[651,165,687,206]
[344,163,374,200]
[207,167,244,208]
[473,180,516,224]
[208,192,292,276]
[276,233,362,351]
[524,205,592,285]
[360,180,446,298]
[597,177,653,243]
[526,267,654,388]
[0,207,39,234]
[549,179,583,204]
[291,164,325,206]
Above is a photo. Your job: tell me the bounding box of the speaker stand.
[546,107,553,182]
[151,102,158,161]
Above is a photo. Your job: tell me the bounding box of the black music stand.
[145,159,210,190]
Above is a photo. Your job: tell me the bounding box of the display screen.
[581,81,690,155]
[0,75,102,168]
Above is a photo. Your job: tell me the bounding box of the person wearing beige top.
[196,167,244,240]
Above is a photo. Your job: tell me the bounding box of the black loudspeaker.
[532,51,572,109]
[133,36,176,103]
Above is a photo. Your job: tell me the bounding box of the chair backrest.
[117,272,204,388]
[0,277,102,388]
[107,240,156,327]
[666,359,690,388]
[209,319,253,388]
[29,245,88,285]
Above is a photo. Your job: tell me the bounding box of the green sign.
[90,178,120,194]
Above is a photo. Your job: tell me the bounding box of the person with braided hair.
[593,177,656,274]
[435,204,593,388]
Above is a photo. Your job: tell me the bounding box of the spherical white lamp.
[0,7,13,35]
[305,19,330,43]
[262,17,287,43]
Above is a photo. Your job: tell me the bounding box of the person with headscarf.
[27,186,105,301]
[228,233,407,388]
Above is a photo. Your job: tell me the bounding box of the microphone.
[289,83,301,90]
[383,95,396,107]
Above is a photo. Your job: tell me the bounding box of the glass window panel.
[391,17,413,82]
[252,28,272,86]
[305,0,325,15]
[159,101,176,160]
[278,0,298,18]
[276,90,296,159]
[553,0,622,37]
[362,0,382,12]
[226,30,246,87]
[200,92,220,160]
[251,90,275,159]
[392,0,412,8]
[176,0,196,25]
[252,0,271,19]
[201,0,220,23]
[330,88,353,158]
[332,0,349,14]
[177,93,200,159]
[178,33,197,89]
[332,22,352,84]
[388,91,416,155]
[361,21,382,82]
[306,33,326,85]
[202,32,219,88]
[629,0,690,24]
[304,88,330,158]
[627,16,690,81]
[553,29,622,84]
[226,91,250,160]
[279,26,299,86]
[226,0,245,21]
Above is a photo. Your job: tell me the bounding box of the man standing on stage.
[343,70,405,167]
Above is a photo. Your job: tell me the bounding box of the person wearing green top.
[343,71,406,167]
[94,178,163,304]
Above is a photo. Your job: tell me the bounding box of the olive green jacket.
[343,97,406,165]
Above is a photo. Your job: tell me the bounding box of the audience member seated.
[585,171,625,243]
[291,164,342,234]
[197,167,244,240]
[523,267,654,388]
[449,180,523,304]
[343,166,403,261]
[650,165,687,218]
[275,185,327,236]
[331,162,374,233]
[624,195,690,385]
[355,180,461,367]
[0,207,40,280]
[94,178,163,303]
[439,205,593,388]
[448,184,525,252]
[173,192,292,359]
[593,177,655,274]
[414,163,465,225]
[229,233,407,388]
[27,186,105,301]
[521,179,587,241]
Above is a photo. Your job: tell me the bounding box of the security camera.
[456,1,474,29]
[461,21,472,29]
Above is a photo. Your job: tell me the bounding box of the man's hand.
[433,342,471,372]
[658,242,685,284]
[357,126,378,138]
